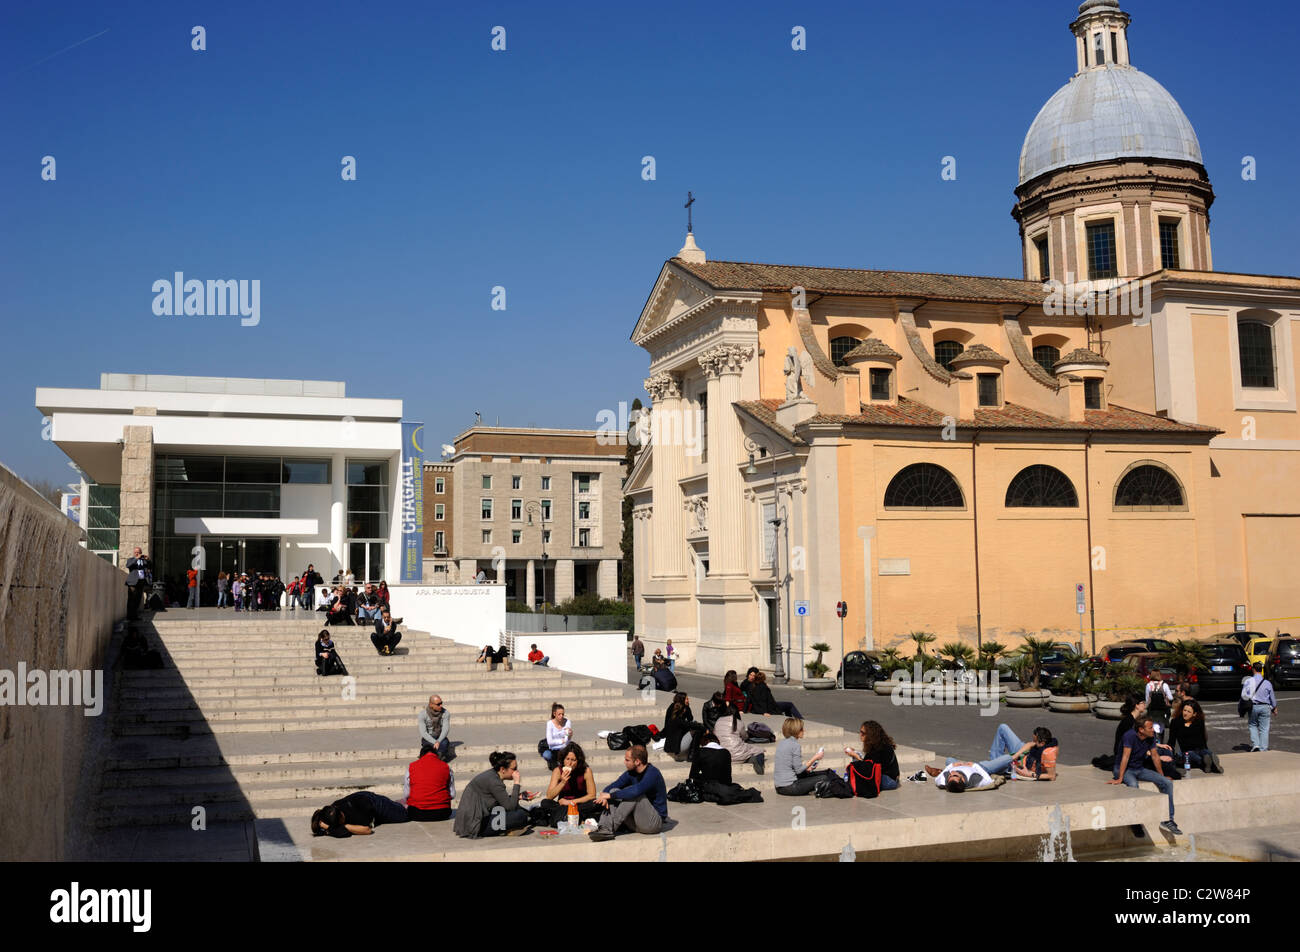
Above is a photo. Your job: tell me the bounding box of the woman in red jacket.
[723,670,748,712]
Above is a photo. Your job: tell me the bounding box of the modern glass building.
[38,374,408,605]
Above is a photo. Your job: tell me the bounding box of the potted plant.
[804,641,836,690]
[973,641,1010,697]
[873,647,907,695]
[1155,639,1213,684]
[1048,649,1100,712]
[1093,663,1147,719]
[1005,636,1057,707]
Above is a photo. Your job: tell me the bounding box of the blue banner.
[399,421,425,584]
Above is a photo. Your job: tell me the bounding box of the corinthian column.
[699,344,754,575]
[645,371,686,577]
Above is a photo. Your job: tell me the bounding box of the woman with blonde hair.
[774,717,836,796]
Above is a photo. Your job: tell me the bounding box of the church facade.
[626,0,1300,677]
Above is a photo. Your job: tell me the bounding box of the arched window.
[1114,464,1184,508]
[1005,465,1079,508]
[1238,320,1276,388]
[884,463,964,509]
[830,336,862,367]
[934,340,964,371]
[1032,344,1061,375]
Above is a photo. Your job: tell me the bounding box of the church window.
[884,463,964,509]
[1238,320,1276,388]
[977,373,1000,407]
[1035,236,1050,280]
[1086,221,1117,279]
[1005,465,1079,508]
[1159,220,1181,269]
[1111,31,1119,65]
[934,340,964,371]
[869,368,891,401]
[1094,33,1106,65]
[830,336,862,367]
[1084,378,1103,410]
[1033,345,1060,376]
[1114,464,1184,509]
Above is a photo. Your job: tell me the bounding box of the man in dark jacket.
[302,564,322,609]
[372,608,402,655]
[589,746,668,841]
[652,659,677,693]
[124,547,152,621]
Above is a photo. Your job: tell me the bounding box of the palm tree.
[1010,636,1059,690]
[878,647,905,676]
[909,631,939,672]
[1156,639,1212,679]
[939,642,976,670]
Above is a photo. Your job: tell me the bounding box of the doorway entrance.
[347,541,386,583]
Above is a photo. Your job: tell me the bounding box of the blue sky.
[3,0,1297,485]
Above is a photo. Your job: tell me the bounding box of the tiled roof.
[805,398,1219,435]
[734,399,805,445]
[673,259,1046,305]
[949,343,1009,367]
[842,338,901,361]
[1055,348,1109,367]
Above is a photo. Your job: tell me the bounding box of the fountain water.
[1040,804,1076,862]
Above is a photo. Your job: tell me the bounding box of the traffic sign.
[795,600,810,616]
[836,601,848,618]
[1075,583,1086,615]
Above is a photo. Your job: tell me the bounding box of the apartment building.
[427,426,627,603]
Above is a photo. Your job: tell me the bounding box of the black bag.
[623,725,654,746]
[606,732,630,750]
[847,760,881,799]
[814,774,854,799]
[1091,754,1116,771]
[745,722,776,744]
[537,739,551,758]
[667,779,704,804]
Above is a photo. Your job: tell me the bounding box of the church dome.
[1018,66,1202,186]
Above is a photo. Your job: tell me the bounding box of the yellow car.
[1245,636,1273,669]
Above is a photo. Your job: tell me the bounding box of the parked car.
[837,650,886,689]
[1098,641,1170,664]
[1265,636,1300,689]
[1222,630,1267,649]
[1188,640,1253,698]
[1121,652,1181,686]
[1245,636,1274,669]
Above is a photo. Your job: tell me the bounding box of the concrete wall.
[385,583,506,649]
[505,630,628,685]
[0,463,124,860]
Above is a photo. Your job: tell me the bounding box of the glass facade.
[150,454,337,599]
[87,483,120,553]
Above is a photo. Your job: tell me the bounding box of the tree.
[24,476,65,509]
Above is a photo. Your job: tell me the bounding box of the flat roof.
[100,373,347,398]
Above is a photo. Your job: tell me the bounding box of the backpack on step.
[814,774,854,799]
[623,725,655,746]
[745,723,776,744]
[847,759,881,799]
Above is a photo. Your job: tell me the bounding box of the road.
[632,665,1299,765]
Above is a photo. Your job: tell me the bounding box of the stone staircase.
[96,615,867,846]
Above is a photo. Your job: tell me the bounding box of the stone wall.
[0,463,124,860]
[117,418,154,563]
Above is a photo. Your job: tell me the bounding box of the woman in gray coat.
[452,751,538,838]
[713,703,766,774]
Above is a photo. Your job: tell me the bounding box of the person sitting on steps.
[418,694,450,760]
[773,718,837,796]
[371,608,401,655]
[404,748,454,821]
[713,701,766,775]
[538,742,603,827]
[844,720,900,791]
[1108,715,1183,836]
[452,751,538,839]
[588,745,668,841]
[313,630,346,676]
[527,644,549,667]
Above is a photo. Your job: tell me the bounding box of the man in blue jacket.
[589,745,668,841]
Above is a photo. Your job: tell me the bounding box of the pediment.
[631,263,717,345]
[625,444,652,493]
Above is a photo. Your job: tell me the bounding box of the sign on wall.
[400,421,425,584]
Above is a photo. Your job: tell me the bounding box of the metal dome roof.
[1018,66,1202,185]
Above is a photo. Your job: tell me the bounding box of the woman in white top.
[713,702,766,774]
[540,702,573,767]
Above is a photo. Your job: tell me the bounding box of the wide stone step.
[119,683,623,703]
[118,663,545,680]
[114,688,631,712]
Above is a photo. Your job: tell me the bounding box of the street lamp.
[524,501,549,632]
[744,434,787,684]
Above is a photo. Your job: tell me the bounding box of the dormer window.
[1084,378,1103,410]
[934,340,964,371]
[1033,344,1061,375]
[977,374,1000,407]
[869,368,892,401]
[830,336,863,367]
